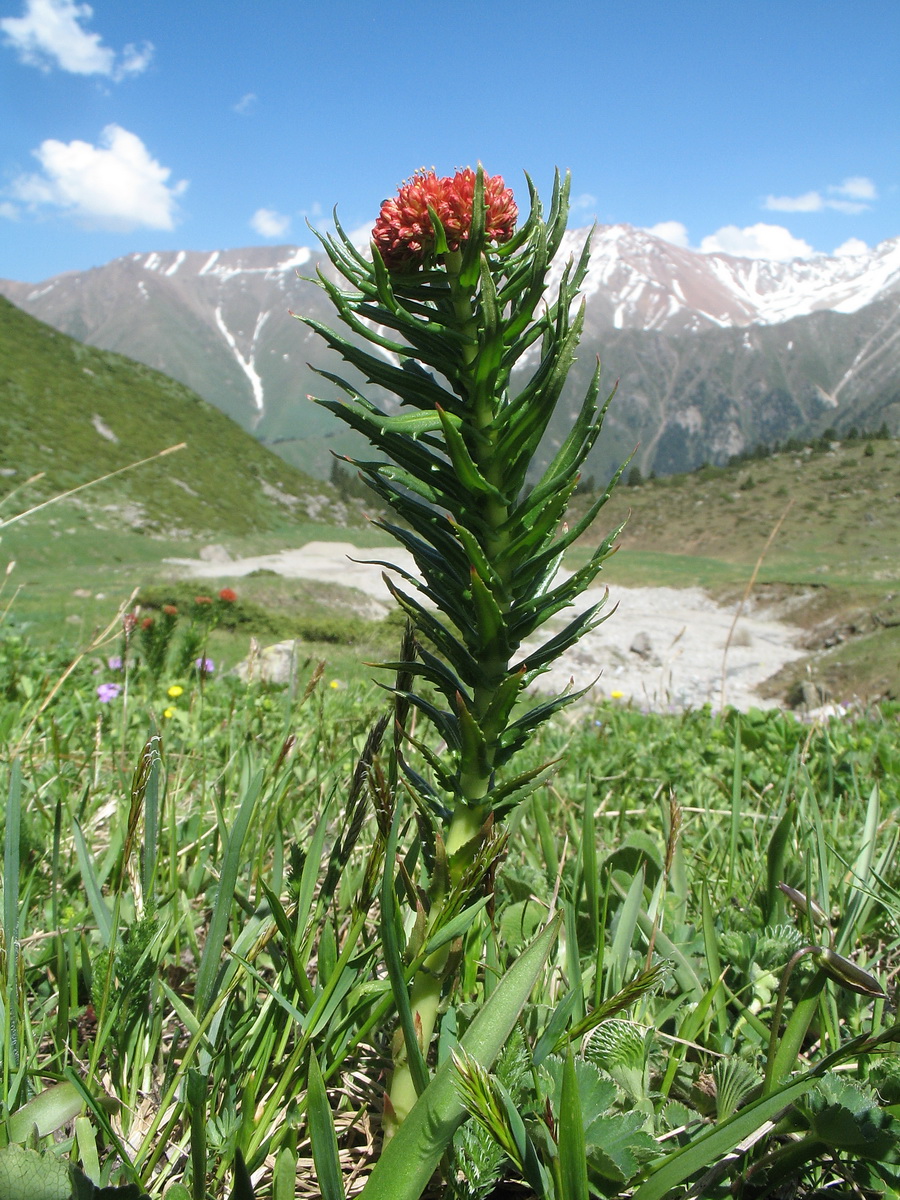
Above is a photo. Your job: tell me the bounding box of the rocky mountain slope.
[2,226,899,482]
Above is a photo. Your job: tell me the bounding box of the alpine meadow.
[0,167,898,1200]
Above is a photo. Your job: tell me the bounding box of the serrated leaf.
[0,1145,71,1200]
[587,1112,656,1184]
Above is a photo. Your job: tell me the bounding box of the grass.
[570,436,900,702]
[0,628,897,1199]
[0,295,362,539]
[3,437,897,704]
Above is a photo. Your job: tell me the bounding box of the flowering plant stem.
[299,167,624,1144]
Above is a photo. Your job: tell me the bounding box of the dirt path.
[166,542,806,711]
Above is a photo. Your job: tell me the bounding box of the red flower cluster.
[372,168,517,271]
[219,587,237,603]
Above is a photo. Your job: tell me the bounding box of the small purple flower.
[195,657,215,675]
[97,682,122,703]
[108,655,123,671]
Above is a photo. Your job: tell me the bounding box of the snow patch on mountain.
[546,224,900,333]
[165,250,186,276]
[214,305,267,412]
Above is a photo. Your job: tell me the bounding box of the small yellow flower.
[610,690,624,700]
[167,684,184,698]
[163,706,176,719]
[329,679,342,689]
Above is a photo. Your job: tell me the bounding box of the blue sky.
[1,0,897,282]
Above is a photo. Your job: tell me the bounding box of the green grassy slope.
[0,295,344,538]
[572,436,900,702]
[0,296,368,650]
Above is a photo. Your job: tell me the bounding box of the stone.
[629,631,654,659]
[199,544,232,563]
[233,639,305,685]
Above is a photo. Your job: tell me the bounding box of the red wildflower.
[372,168,517,271]
[219,587,237,603]
[141,616,154,630]
[163,604,178,617]
[194,595,213,606]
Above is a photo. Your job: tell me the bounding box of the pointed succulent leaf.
[435,405,503,500]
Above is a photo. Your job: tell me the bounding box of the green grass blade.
[727,718,742,896]
[195,766,264,1017]
[558,1047,589,1200]
[229,1148,256,1200]
[272,1145,297,1200]
[835,782,880,954]
[307,1049,346,1200]
[72,816,113,946]
[358,913,562,1200]
[608,868,645,997]
[141,742,161,904]
[380,805,429,1102]
[3,760,22,1081]
[7,1080,83,1141]
[701,884,727,1041]
[632,1075,817,1200]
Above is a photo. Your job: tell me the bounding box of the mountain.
[2,226,899,482]
[0,295,352,538]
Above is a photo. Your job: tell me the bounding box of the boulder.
[233,639,305,685]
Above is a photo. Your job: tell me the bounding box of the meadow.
[0,616,898,1198]
[2,170,899,1200]
[2,432,899,1200]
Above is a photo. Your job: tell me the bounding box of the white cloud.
[9,125,186,230]
[831,176,876,201]
[700,223,815,261]
[570,192,597,214]
[763,191,823,213]
[0,201,20,220]
[0,0,152,78]
[233,92,258,115]
[346,221,375,248]
[646,220,689,248]
[251,207,291,238]
[833,237,869,258]
[764,176,877,216]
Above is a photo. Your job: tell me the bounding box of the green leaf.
[380,807,430,1104]
[8,1082,84,1142]
[194,767,263,1016]
[557,1049,589,1200]
[631,1075,818,1200]
[435,405,503,500]
[271,1146,296,1200]
[0,1144,71,1200]
[307,1050,347,1200]
[229,1149,255,1200]
[357,914,561,1200]
[587,1112,656,1185]
[72,817,112,947]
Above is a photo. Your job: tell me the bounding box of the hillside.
[2,229,898,483]
[0,295,353,537]
[573,434,900,703]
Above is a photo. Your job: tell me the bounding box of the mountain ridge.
[2,223,898,481]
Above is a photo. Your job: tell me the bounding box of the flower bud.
[812,946,887,999]
[778,882,829,928]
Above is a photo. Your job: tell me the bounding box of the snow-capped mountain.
[2,224,898,481]
[550,225,900,332]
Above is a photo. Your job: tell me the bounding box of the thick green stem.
[386,244,516,1135]
[385,961,444,1135]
